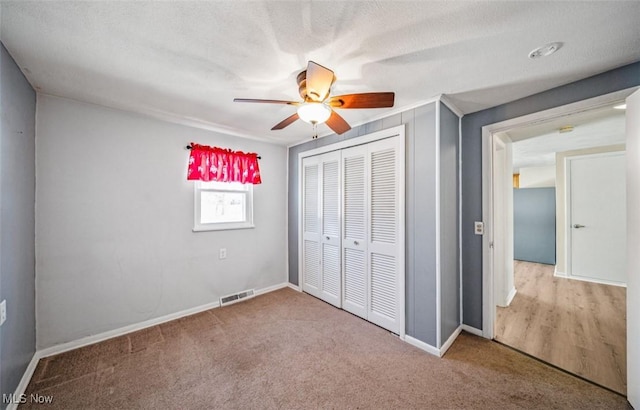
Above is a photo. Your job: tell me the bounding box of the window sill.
[192,222,255,232]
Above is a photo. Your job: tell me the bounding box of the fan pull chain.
[312,123,318,139]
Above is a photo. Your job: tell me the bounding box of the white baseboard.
[440,326,462,356]
[554,266,568,278]
[7,351,42,410]
[461,324,484,337]
[404,335,440,357]
[254,282,289,296]
[287,283,301,292]
[12,281,290,407]
[505,287,517,306]
[38,281,290,358]
[554,269,625,287]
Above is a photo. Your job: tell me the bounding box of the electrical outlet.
[0,300,6,326]
[474,221,484,235]
[219,248,227,259]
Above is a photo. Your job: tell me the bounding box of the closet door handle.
[354,241,359,245]
[326,236,330,240]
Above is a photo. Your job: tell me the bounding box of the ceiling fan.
[234,61,394,137]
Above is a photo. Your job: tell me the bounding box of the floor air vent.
[220,289,255,306]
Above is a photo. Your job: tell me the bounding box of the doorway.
[481,89,636,395]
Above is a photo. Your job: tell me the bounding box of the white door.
[320,152,341,307]
[567,152,626,284]
[302,152,342,306]
[303,132,404,335]
[342,145,368,319]
[341,136,404,334]
[367,137,403,334]
[626,88,640,410]
[302,156,322,299]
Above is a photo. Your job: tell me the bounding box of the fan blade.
[325,110,351,135]
[329,92,395,109]
[234,98,300,106]
[306,61,335,101]
[271,113,300,130]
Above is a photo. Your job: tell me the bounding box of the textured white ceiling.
[510,106,626,172]
[1,1,639,145]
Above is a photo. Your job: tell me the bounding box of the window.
[194,181,254,231]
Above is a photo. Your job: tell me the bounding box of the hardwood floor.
[495,260,627,395]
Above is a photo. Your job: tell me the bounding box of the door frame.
[481,87,637,340]
[565,151,626,285]
[297,124,406,339]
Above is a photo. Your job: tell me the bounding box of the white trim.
[397,128,407,341]
[458,114,464,327]
[440,325,462,356]
[555,257,626,287]
[285,146,291,287]
[481,126,494,340]
[297,125,404,159]
[505,287,517,306]
[404,327,462,358]
[440,94,465,118]
[37,282,289,358]
[461,324,484,337]
[254,282,289,296]
[553,266,567,278]
[287,97,445,148]
[6,352,42,410]
[435,101,442,348]
[287,283,302,292]
[404,335,440,357]
[560,273,626,288]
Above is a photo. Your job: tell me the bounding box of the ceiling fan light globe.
[297,102,331,125]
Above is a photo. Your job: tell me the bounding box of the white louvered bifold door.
[367,137,402,334]
[320,152,342,307]
[341,145,368,319]
[302,155,322,299]
[301,131,404,335]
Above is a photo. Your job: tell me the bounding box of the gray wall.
[461,61,640,330]
[514,188,556,265]
[36,95,287,348]
[288,103,440,346]
[439,103,460,344]
[0,44,36,405]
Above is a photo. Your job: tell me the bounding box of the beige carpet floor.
[21,288,629,409]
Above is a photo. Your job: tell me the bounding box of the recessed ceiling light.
[528,42,563,59]
[614,104,627,110]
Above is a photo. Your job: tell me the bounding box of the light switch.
[474,221,484,235]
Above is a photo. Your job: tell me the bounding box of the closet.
[300,132,404,335]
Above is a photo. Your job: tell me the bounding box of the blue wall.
[461,61,640,330]
[514,188,556,265]
[0,43,36,406]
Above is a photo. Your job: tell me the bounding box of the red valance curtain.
[187,143,262,184]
